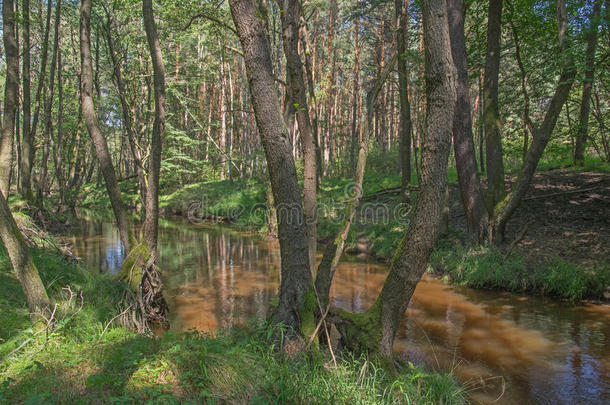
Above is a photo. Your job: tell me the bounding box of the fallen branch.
[99,304,134,341]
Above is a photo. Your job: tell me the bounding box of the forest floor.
[434,169,610,301]
[479,169,610,269]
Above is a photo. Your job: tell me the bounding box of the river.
[67,218,610,404]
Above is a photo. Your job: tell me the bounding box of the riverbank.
[0,214,464,404]
[77,165,610,301]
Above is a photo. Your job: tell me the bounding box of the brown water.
[68,219,610,404]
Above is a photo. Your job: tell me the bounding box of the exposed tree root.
[115,242,169,333]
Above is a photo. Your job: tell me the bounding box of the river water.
[68,219,610,404]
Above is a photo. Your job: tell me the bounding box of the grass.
[430,230,610,301]
[1,216,465,404]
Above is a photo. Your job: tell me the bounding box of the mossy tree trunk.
[483,0,506,210]
[142,0,165,260]
[139,0,169,328]
[333,0,456,358]
[229,0,312,333]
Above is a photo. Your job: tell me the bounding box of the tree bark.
[0,190,50,322]
[142,0,166,258]
[229,0,312,332]
[104,13,148,206]
[350,18,360,174]
[374,0,456,357]
[38,0,62,204]
[493,0,576,240]
[26,0,53,201]
[573,1,601,166]
[80,0,132,252]
[0,0,19,196]
[20,0,32,197]
[483,0,505,209]
[397,0,413,200]
[279,0,318,276]
[447,0,489,242]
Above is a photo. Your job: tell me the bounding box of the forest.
[0,0,608,403]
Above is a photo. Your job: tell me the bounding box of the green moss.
[115,242,151,291]
[335,299,382,355]
[389,234,408,271]
[299,286,318,341]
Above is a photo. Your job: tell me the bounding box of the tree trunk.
[142,0,165,259]
[447,0,489,242]
[26,0,53,201]
[0,0,19,196]
[279,0,318,276]
[229,0,312,332]
[573,1,601,166]
[350,18,360,174]
[105,14,148,206]
[396,0,413,200]
[483,0,505,209]
[80,0,132,252]
[38,0,62,204]
[333,0,456,358]
[493,0,576,240]
[0,190,50,322]
[315,54,397,308]
[20,0,31,198]
[140,0,169,329]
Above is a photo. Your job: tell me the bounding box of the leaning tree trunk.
[314,54,397,309]
[104,14,148,206]
[332,0,456,358]
[0,0,19,197]
[573,1,601,166]
[230,0,312,333]
[80,0,132,252]
[279,0,317,276]
[492,0,576,240]
[0,191,50,323]
[483,0,505,209]
[447,0,489,242]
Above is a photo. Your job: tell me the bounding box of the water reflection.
[69,219,610,405]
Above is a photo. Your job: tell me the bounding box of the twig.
[99,305,133,341]
[305,304,330,350]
